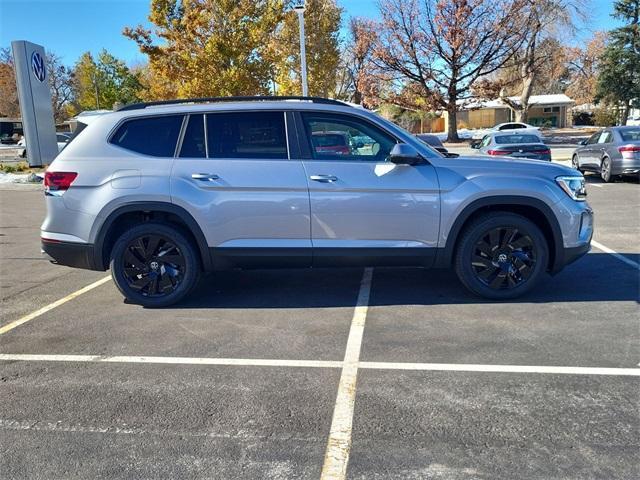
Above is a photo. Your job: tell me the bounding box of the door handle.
[191,173,220,181]
[309,174,338,183]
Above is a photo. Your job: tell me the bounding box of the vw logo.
[149,261,160,271]
[497,253,508,263]
[31,51,46,82]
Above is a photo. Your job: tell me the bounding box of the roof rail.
[117,96,348,111]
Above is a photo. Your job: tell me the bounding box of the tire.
[572,154,583,173]
[454,213,549,300]
[600,156,613,183]
[110,222,201,307]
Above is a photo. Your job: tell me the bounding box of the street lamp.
[293,4,308,97]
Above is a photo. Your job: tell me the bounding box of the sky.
[0,0,622,67]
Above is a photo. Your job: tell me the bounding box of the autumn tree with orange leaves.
[374,0,525,141]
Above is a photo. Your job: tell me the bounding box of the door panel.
[171,112,311,267]
[297,111,440,266]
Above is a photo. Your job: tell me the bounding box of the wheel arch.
[436,196,565,273]
[92,202,212,272]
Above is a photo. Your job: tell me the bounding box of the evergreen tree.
[596,0,640,124]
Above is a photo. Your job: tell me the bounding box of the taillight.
[618,145,640,153]
[533,149,551,155]
[44,171,77,195]
[487,149,510,155]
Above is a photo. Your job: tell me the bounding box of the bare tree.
[47,52,74,123]
[374,0,524,141]
[344,18,378,105]
[497,0,587,121]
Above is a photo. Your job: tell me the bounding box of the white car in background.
[19,133,71,157]
[471,122,543,141]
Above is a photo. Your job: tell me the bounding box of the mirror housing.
[388,143,424,165]
[578,140,587,146]
[470,140,481,149]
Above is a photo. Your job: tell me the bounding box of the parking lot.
[0,174,638,479]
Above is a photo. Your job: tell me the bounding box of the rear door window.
[111,115,184,157]
[206,111,288,159]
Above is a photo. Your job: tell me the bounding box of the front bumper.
[41,239,99,270]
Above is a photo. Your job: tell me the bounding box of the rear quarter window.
[110,115,184,157]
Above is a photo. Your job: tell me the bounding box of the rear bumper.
[41,239,100,270]
[612,157,640,175]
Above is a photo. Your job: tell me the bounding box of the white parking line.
[591,240,640,269]
[320,267,373,480]
[360,362,640,376]
[2,354,638,376]
[0,354,342,369]
[0,276,112,336]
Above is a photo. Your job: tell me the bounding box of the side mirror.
[470,140,481,149]
[444,152,460,158]
[388,143,424,165]
[578,140,587,146]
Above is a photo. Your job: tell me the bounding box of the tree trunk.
[621,100,630,126]
[446,104,460,142]
[353,89,362,105]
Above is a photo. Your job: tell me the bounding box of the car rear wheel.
[454,213,548,300]
[600,157,613,182]
[110,223,200,307]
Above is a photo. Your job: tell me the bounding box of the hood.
[434,154,577,179]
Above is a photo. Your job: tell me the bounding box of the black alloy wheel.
[122,235,186,297]
[110,223,200,307]
[454,213,548,300]
[471,227,536,290]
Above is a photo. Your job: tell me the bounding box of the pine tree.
[595,0,640,124]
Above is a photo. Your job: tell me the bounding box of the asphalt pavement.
[0,174,638,479]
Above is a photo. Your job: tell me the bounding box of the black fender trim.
[434,196,565,273]
[93,202,212,272]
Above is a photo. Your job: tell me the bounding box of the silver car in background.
[474,132,552,161]
[572,126,640,182]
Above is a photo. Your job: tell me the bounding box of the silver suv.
[41,97,593,307]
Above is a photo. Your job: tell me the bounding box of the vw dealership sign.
[11,41,58,167]
[31,51,46,82]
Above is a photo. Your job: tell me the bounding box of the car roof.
[102,100,367,123]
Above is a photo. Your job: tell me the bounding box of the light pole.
[293,4,308,97]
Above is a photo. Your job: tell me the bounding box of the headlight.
[556,175,587,201]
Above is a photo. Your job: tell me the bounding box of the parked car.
[572,126,640,182]
[474,132,551,161]
[471,122,542,142]
[19,133,71,157]
[41,96,591,307]
[311,131,356,155]
[0,118,23,144]
[415,133,459,157]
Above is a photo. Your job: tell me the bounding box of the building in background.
[443,94,575,133]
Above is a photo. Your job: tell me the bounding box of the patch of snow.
[0,172,43,184]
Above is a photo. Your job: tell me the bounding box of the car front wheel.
[110,223,200,307]
[454,213,548,300]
